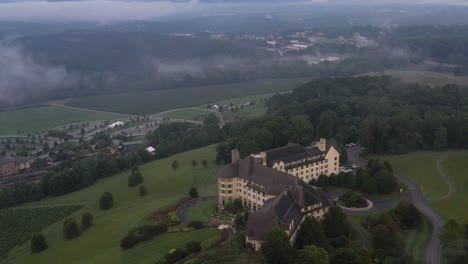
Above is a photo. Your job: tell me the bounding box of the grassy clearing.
[374,150,468,222]
[66,78,311,115]
[403,218,431,263]
[361,70,468,87]
[5,145,222,264]
[122,228,219,264]
[348,213,430,263]
[371,152,448,199]
[185,198,218,223]
[430,151,468,222]
[0,105,128,135]
[161,109,214,121]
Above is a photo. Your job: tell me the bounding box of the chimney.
[317,138,326,152]
[231,148,240,163]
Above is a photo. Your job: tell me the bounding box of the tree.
[295,245,329,264]
[262,227,295,264]
[191,160,198,167]
[374,170,398,194]
[202,160,208,168]
[185,241,202,253]
[394,200,422,229]
[189,187,198,198]
[338,145,348,165]
[224,198,243,214]
[172,160,179,170]
[30,233,48,253]
[322,205,349,238]
[440,219,466,262]
[99,192,114,210]
[295,217,328,250]
[63,218,81,239]
[81,212,93,229]
[128,167,144,187]
[139,185,147,196]
[331,249,360,264]
[434,126,448,150]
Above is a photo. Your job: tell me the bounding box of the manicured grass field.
[4,145,222,264]
[161,109,214,121]
[374,150,468,221]
[361,70,468,87]
[122,228,219,264]
[348,213,431,263]
[0,105,128,135]
[403,218,431,263]
[185,198,218,223]
[372,152,448,199]
[66,78,311,115]
[430,151,468,222]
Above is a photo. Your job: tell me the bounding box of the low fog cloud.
[0,45,76,104]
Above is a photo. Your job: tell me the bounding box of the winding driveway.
[348,146,444,264]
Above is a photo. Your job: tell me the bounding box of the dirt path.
[428,158,453,201]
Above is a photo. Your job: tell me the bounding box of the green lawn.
[122,228,219,264]
[0,105,128,135]
[161,109,214,121]
[430,151,468,222]
[4,145,222,264]
[66,78,311,115]
[403,218,431,263]
[372,152,448,199]
[185,198,218,223]
[374,150,468,222]
[361,70,468,87]
[347,213,431,263]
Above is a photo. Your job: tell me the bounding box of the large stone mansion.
[217,139,339,250]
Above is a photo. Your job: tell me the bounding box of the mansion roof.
[218,156,298,195]
[246,180,330,241]
[263,143,329,167]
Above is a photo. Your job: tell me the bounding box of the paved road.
[348,146,444,264]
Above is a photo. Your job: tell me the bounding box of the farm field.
[0,105,128,136]
[66,78,311,115]
[4,145,222,264]
[361,70,468,87]
[0,205,83,256]
[374,150,468,222]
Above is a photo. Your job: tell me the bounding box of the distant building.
[108,121,125,129]
[0,157,31,177]
[146,146,156,154]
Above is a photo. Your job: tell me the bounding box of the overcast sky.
[0,0,467,22]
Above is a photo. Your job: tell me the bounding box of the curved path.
[348,146,444,264]
[153,107,225,127]
[349,222,370,249]
[428,158,453,201]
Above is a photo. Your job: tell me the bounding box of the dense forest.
[218,76,468,158]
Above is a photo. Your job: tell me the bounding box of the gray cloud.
[0,44,76,104]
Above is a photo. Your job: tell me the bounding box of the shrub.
[185,241,201,253]
[120,232,139,250]
[128,168,144,187]
[338,192,368,208]
[81,212,93,229]
[393,200,422,229]
[164,248,188,264]
[99,192,113,210]
[189,187,198,198]
[63,218,81,239]
[187,220,204,229]
[139,185,147,196]
[30,233,48,253]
